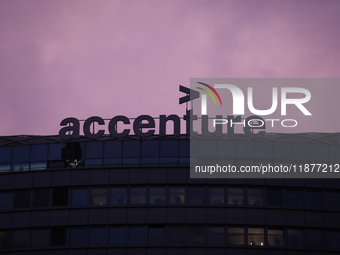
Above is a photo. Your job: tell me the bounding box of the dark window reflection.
[111,187,126,205]
[72,188,88,206]
[0,192,12,210]
[0,230,9,249]
[50,227,67,246]
[148,226,165,244]
[168,226,185,244]
[14,189,31,209]
[12,229,29,248]
[149,187,165,204]
[208,227,225,245]
[189,187,205,204]
[325,191,340,210]
[228,187,244,205]
[129,227,145,245]
[287,229,303,248]
[70,227,87,246]
[109,227,126,245]
[327,231,340,249]
[267,188,283,206]
[53,187,68,206]
[247,188,263,206]
[307,229,323,248]
[130,187,146,204]
[286,189,302,207]
[169,187,185,204]
[306,190,322,208]
[33,189,49,207]
[32,228,49,247]
[188,226,204,244]
[62,142,83,168]
[208,188,224,204]
[90,227,106,246]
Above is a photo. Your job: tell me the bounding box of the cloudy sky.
[0,0,339,136]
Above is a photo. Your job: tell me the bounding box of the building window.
[208,188,224,204]
[0,192,12,210]
[33,189,50,207]
[307,229,324,248]
[89,227,106,246]
[148,226,165,244]
[91,188,107,205]
[169,187,185,204]
[208,227,225,245]
[109,227,126,245]
[111,187,126,205]
[247,188,263,206]
[267,229,284,246]
[286,189,302,207]
[188,226,204,244]
[129,227,145,245]
[12,229,29,248]
[327,231,340,250]
[72,188,88,206]
[267,188,283,206]
[31,228,49,248]
[287,229,303,248]
[70,227,87,246]
[14,189,31,209]
[168,225,185,244]
[52,187,69,206]
[130,187,146,204]
[0,230,9,249]
[248,228,264,246]
[50,227,67,246]
[325,191,340,210]
[306,190,322,208]
[149,187,165,204]
[228,187,244,205]
[228,227,244,245]
[188,187,205,204]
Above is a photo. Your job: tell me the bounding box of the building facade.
[0,133,340,254]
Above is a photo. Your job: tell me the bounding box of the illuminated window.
[228,227,244,245]
[267,229,284,246]
[248,228,264,246]
[169,187,185,204]
[91,188,107,205]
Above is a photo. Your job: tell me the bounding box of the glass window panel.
[14,189,31,209]
[286,189,302,207]
[48,143,66,160]
[109,227,126,245]
[85,159,102,166]
[52,187,68,206]
[168,226,185,244]
[327,231,340,249]
[12,229,29,248]
[325,191,340,210]
[247,188,263,206]
[13,146,30,162]
[30,162,47,170]
[235,141,254,158]
[0,192,12,210]
[85,142,103,159]
[50,227,67,246]
[267,188,283,206]
[228,227,244,245]
[307,229,323,248]
[13,163,29,171]
[160,140,178,157]
[72,188,88,206]
[268,229,284,246]
[208,188,224,205]
[0,230,9,249]
[141,140,159,157]
[188,226,204,244]
[30,144,48,161]
[287,229,303,248]
[70,227,87,246]
[148,226,165,245]
[130,187,146,204]
[122,158,140,165]
[169,187,185,204]
[104,141,122,158]
[179,140,189,157]
[111,187,126,205]
[32,228,49,247]
[189,187,205,204]
[0,147,12,164]
[149,187,165,204]
[129,227,145,245]
[228,187,244,205]
[91,188,107,205]
[306,190,322,208]
[90,227,106,246]
[0,164,11,172]
[248,228,264,246]
[123,141,140,158]
[208,227,225,245]
[33,189,49,207]
[104,158,121,165]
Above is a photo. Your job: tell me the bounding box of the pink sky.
[1,0,340,136]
